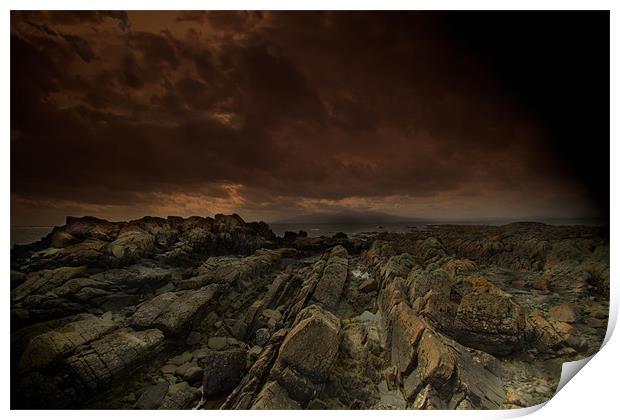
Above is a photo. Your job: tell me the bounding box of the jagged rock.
[402,330,505,409]
[200,349,247,397]
[390,303,426,375]
[358,276,378,293]
[252,381,301,409]
[106,225,155,261]
[525,309,566,351]
[58,216,121,242]
[9,216,608,409]
[381,253,417,282]
[411,290,458,329]
[411,384,446,409]
[441,258,477,279]
[271,361,318,403]
[416,332,456,391]
[409,268,452,301]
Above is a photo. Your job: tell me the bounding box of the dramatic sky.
[11,11,609,226]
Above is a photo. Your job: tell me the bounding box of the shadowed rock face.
[19,314,118,370]
[10,218,608,409]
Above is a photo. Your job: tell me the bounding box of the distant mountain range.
[273,210,428,225]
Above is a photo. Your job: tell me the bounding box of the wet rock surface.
[11,218,608,409]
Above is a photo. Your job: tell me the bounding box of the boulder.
[255,328,271,346]
[416,332,455,391]
[60,216,121,242]
[452,291,525,355]
[549,304,578,323]
[278,305,341,383]
[409,268,452,301]
[525,309,566,351]
[176,363,204,384]
[208,337,229,350]
[402,330,505,409]
[107,225,155,261]
[200,349,247,397]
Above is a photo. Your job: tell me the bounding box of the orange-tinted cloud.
[10,11,609,225]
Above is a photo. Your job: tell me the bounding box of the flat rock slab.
[179,249,282,290]
[312,246,349,309]
[12,266,87,302]
[63,328,164,390]
[130,287,217,335]
[19,314,117,370]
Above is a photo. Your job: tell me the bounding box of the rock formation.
[10,217,608,409]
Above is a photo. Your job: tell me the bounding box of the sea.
[10,218,606,248]
[268,222,423,238]
[10,226,55,247]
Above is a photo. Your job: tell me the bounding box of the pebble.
[255,328,270,346]
[168,351,193,366]
[208,336,229,350]
[160,364,177,375]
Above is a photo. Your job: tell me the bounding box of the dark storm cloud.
[10,11,609,225]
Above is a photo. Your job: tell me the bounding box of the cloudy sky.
[11,11,609,226]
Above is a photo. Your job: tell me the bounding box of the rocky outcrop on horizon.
[10,216,609,409]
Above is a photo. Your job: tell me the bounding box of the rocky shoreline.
[10,214,609,409]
